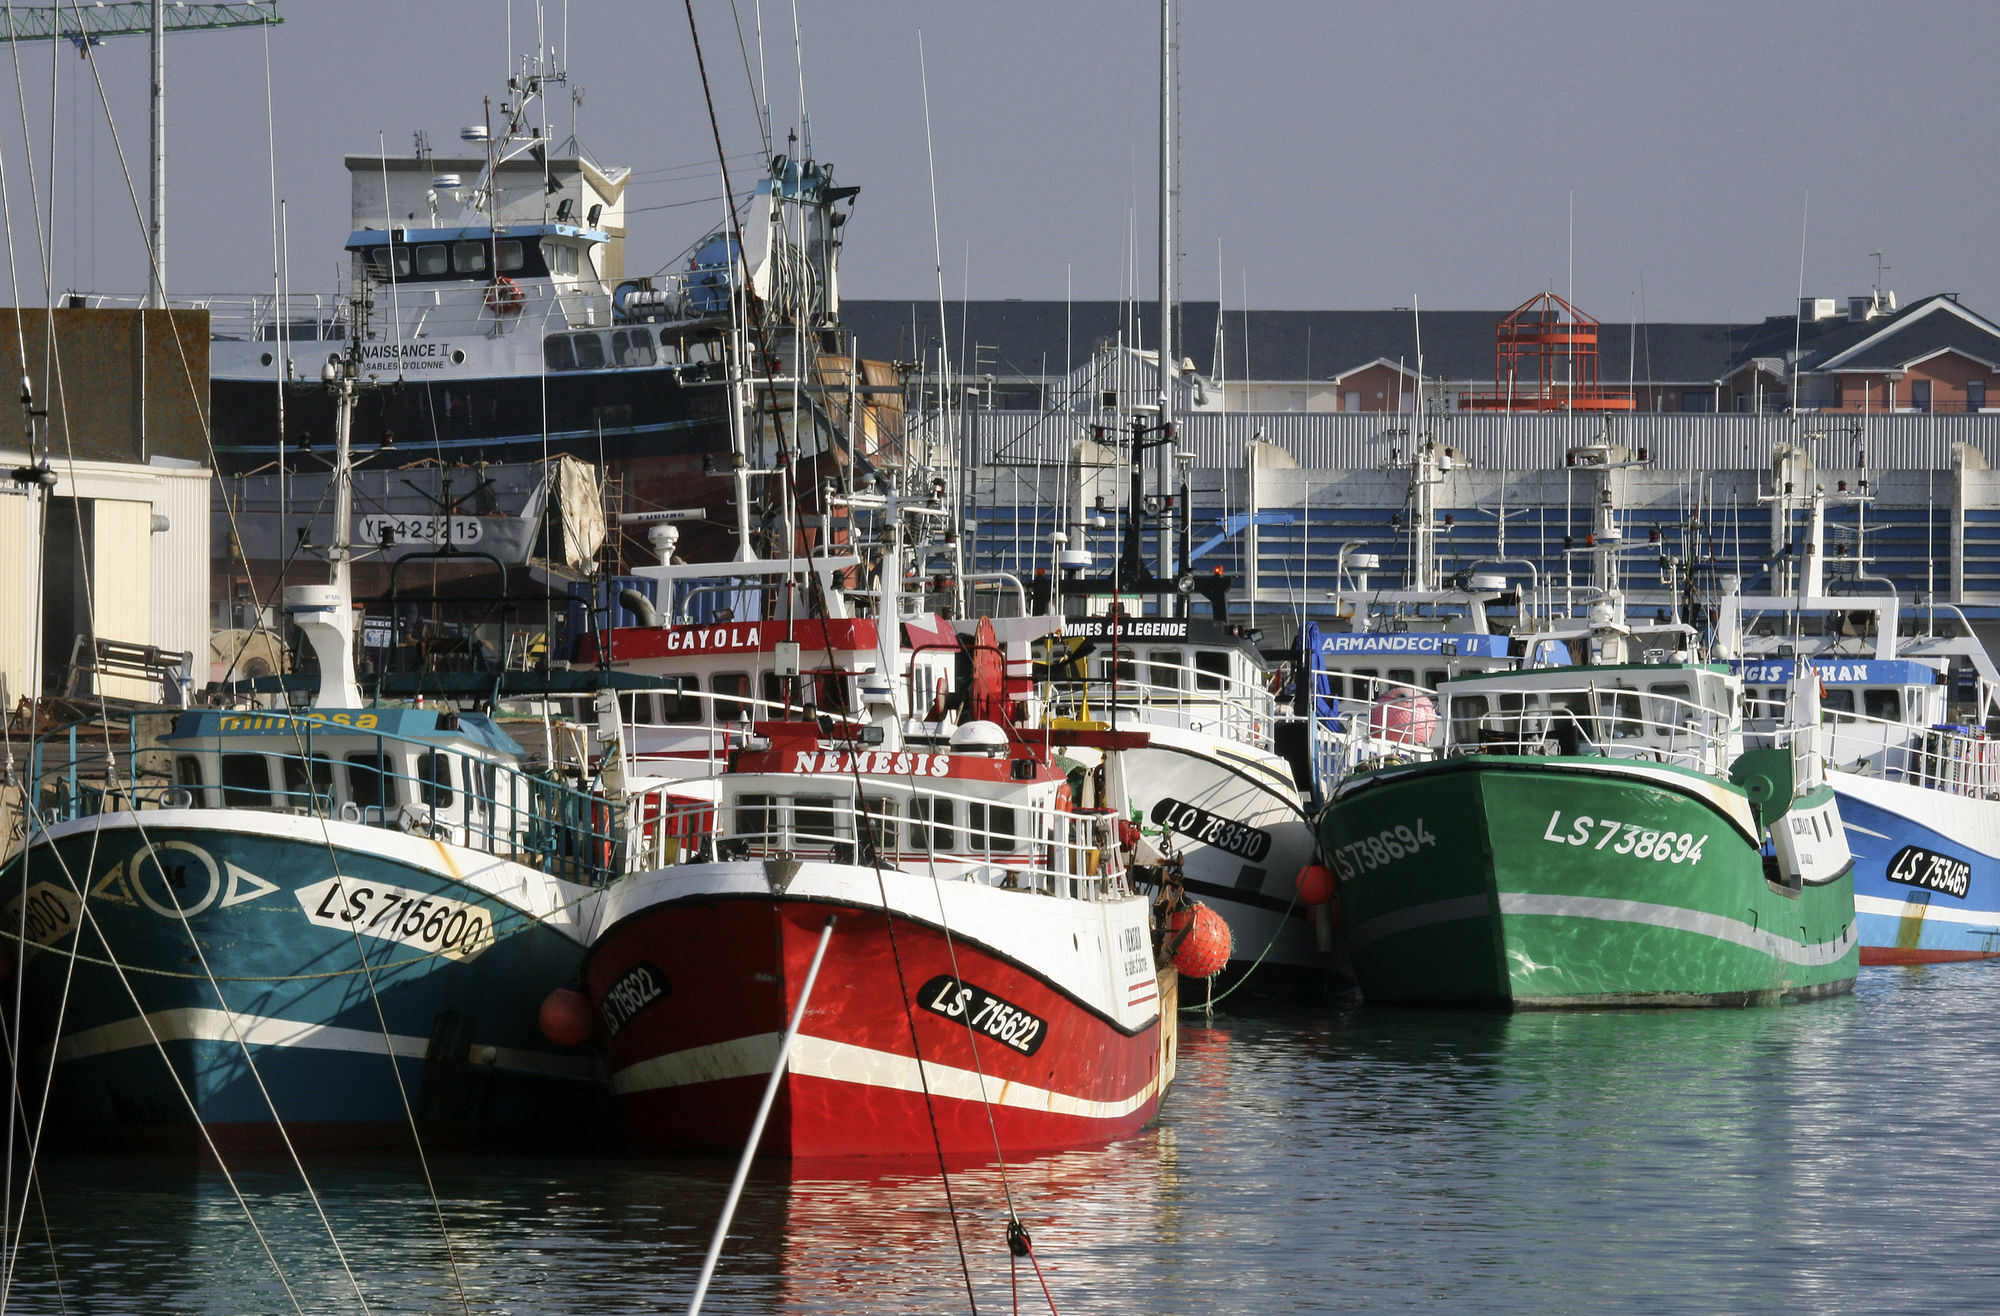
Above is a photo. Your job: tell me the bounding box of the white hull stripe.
[51,1007,592,1079]
[1856,894,2000,928]
[611,1029,1162,1122]
[1350,893,1857,967]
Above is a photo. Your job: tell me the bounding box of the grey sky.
[3,0,1994,325]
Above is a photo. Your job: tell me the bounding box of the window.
[1194,651,1230,692]
[736,792,775,843]
[1387,667,1417,692]
[346,751,392,811]
[967,802,1018,854]
[909,796,955,851]
[815,673,854,715]
[499,239,525,273]
[1680,391,1715,413]
[1150,650,1184,690]
[418,752,455,809]
[612,329,656,368]
[1912,380,1932,413]
[543,335,577,372]
[573,334,607,370]
[221,754,272,807]
[794,795,843,848]
[1597,690,1647,739]
[1970,380,1987,412]
[1822,689,1856,722]
[415,245,448,276]
[1450,694,1489,746]
[619,693,656,724]
[1863,688,1902,722]
[1650,682,1694,728]
[281,753,335,810]
[659,677,701,723]
[1105,650,1137,684]
[712,673,750,721]
[1350,667,1379,700]
[1424,668,1448,691]
[453,241,489,274]
[1830,377,1845,408]
[174,754,203,788]
[861,797,899,851]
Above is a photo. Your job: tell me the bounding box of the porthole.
[451,349,465,365]
[259,352,273,367]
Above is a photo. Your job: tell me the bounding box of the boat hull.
[3,811,602,1151]
[584,862,1170,1159]
[1101,727,1326,987]
[1322,757,1859,1008]
[1835,772,2000,964]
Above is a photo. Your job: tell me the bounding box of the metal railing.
[1745,695,2000,800]
[1044,653,1277,749]
[26,714,642,887]
[1437,679,1738,775]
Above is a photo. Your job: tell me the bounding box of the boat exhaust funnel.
[284,583,363,708]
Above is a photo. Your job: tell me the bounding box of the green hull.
[1321,757,1858,1008]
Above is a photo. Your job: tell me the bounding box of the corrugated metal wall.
[972,411,2000,473]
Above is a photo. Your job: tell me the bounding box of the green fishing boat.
[1321,658,1858,1007]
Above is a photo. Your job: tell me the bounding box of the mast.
[282,303,365,708]
[1156,0,1174,608]
[149,0,165,306]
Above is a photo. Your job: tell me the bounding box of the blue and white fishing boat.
[3,346,641,1151]
[1717,438,2000,964]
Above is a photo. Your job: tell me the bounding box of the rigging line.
[63,23,273,629]
[918,32,956,510]
[725,0,769,159]
[25,325,382,1315]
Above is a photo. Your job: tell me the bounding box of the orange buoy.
[539,987,594,1047]
[1295,863,1336,906]
[1168,903,1232,979]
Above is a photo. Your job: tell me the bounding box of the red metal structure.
[1462,292,1634,412]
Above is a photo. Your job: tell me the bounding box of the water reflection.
[9,967,2000,1312]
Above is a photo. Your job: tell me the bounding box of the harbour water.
[10,963,1998,1313]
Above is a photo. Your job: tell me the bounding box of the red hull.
[1860,946,2000,966]
[585,897,1167,1160]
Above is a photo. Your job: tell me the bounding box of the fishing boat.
[2,344,659,1150]
[580,700,1183,1160]
[1320,449,1858,1007]
[1715,437,2000,964]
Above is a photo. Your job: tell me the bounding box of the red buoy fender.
[539,988,594,1047]
[484,276,525,314]
[1295,863,1336,906]
[1168,903,1232,979]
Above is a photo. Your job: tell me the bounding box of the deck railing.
[25,715,647,886]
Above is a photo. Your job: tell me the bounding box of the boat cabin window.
[1863,688,1902,722]
[660,677,701,723]
[1150,650,1184,690]
[364,246,416,281]
[499,240,525,273]
[221,753,271,807]
[909,797,956,850]
[736,792,775,842]
[795,795,845,847]
[1425,668,1449,691]
[1106,651,1137,684]
[1450,694,1490,745]
[346,751,393,811]
[418,752,455,809]
[1349,667,1379,699]
[175,754,203,789]
[1649,682,1696,729]
[281,753,335,809]
[815,673,854,715]
[862,797,899,848]
[712,673,751,721]
[1387,667,1417,692]
[544,332,610,372]
[1597,690,1646,739]
[612,329,656,367]
[1822,689,1856,722]
[453,241,489,274]
[415,244,449,276]
[1194,651,1230,692]
[967,802,1018,854]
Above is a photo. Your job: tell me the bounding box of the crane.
[0,2,285,307]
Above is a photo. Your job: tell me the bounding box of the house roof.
[838,299,1824,387]
[1804,295,2000,373]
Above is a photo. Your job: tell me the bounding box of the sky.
[1,0,1996,325]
